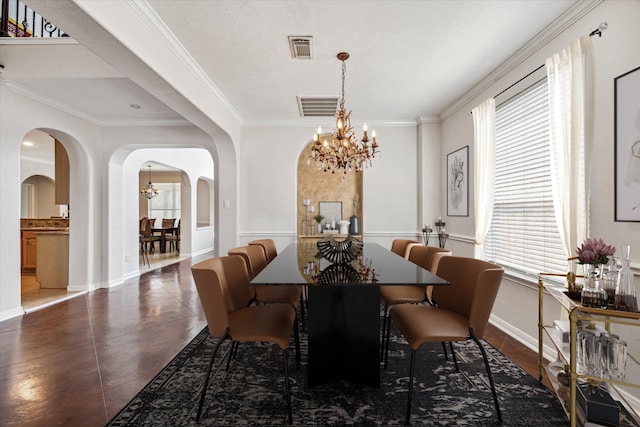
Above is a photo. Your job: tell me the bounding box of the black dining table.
[250,240,449,387]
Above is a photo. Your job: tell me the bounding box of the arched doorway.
[296,137,363,238]
[19,130,75,310]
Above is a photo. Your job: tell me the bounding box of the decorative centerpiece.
[575,238,615,308]
[316,234,363,264]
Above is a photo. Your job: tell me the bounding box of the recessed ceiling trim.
[297,96,338,117]
[288,36,313,59]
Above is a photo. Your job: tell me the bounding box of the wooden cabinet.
[21,231,37,270]
[55,140,70,205]
[35,231,69,289]
[538,274,640,426]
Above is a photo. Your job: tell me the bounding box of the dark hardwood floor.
[0,252,552,426]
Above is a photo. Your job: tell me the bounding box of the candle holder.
[421,224,432,246]
[435,218,448,248]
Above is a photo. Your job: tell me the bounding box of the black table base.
[307,286,381,387]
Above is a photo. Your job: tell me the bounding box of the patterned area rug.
[107,325,567,426]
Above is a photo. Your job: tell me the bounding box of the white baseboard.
[0,307,26,322]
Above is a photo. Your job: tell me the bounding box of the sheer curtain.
[472,98,496,259]
[545,35,595,266]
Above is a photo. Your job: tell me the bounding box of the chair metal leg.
[298,293,306,332]
[380,307,391,369]
[282,348,293,425]
[196,329,229,421]
[441,342,448,359]
[293,316,301,370]
[406,349,417,425]
[384,308,393,369]
[380,306,389,360]
[449,342,459,372]
[470,330,502,422]
[225,341,239,371]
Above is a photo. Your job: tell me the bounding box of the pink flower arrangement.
[575,237,616,265]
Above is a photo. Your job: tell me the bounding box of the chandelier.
[140,165,159,199]
[309,52,379,177]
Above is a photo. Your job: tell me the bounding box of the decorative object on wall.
[614,66,640,222]
[140,165,159,199]
[309,52,379,178]
[301,199,316,236]
[319,201,342,229]
[447,145,468,216]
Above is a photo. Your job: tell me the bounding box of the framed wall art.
[447,145,468,217]
[319,201,342,225]
[614,66,640,222]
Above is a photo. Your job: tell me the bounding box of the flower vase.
[581,264,607,308]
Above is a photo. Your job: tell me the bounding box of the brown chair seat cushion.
[390,304,469,350]
[256,286,301,308]
[380,285,425,308]
[228,303,296,350]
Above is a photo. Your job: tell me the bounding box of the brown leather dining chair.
[249,238,278,263]
[191,256,299,424]
[380,245,451,366]
[390,239,423,258]
[230,244,306,329]
[249,238,308,321]
[388,256,504,425]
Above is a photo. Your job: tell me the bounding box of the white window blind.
[484,79,568,276]
[149,183,181,222]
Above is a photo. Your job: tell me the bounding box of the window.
[484,79,567,277]
[149,183,181,222]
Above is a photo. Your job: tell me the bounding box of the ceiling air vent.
[297,96,339,117]
[289,36,313,59]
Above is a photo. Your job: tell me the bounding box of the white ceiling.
[5,0,591,128]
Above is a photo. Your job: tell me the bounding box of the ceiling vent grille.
[297,96,339,117]
[289,36,313,59]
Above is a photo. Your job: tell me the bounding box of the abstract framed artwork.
[319,201,342,225]
[614,66,640,222]
[447,145,469,217]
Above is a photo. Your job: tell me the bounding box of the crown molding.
[440,0,603,120]
[416,115,440,124]
[128,1,243,124]
[241,119,417,128]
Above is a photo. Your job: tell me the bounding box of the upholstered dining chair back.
[390,239,422,259]
[191,256,252,338]
[249,239,278,263]
[161,218,175,228]
[431,256,504,339]
[406,245,452,273]
[228,245,268,279]
[140,217,151,237]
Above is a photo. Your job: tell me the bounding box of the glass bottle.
[602,257,619,307]
[615,245,638,312]
[581,263,607,308]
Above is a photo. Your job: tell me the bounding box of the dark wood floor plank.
[0,251,550,426]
